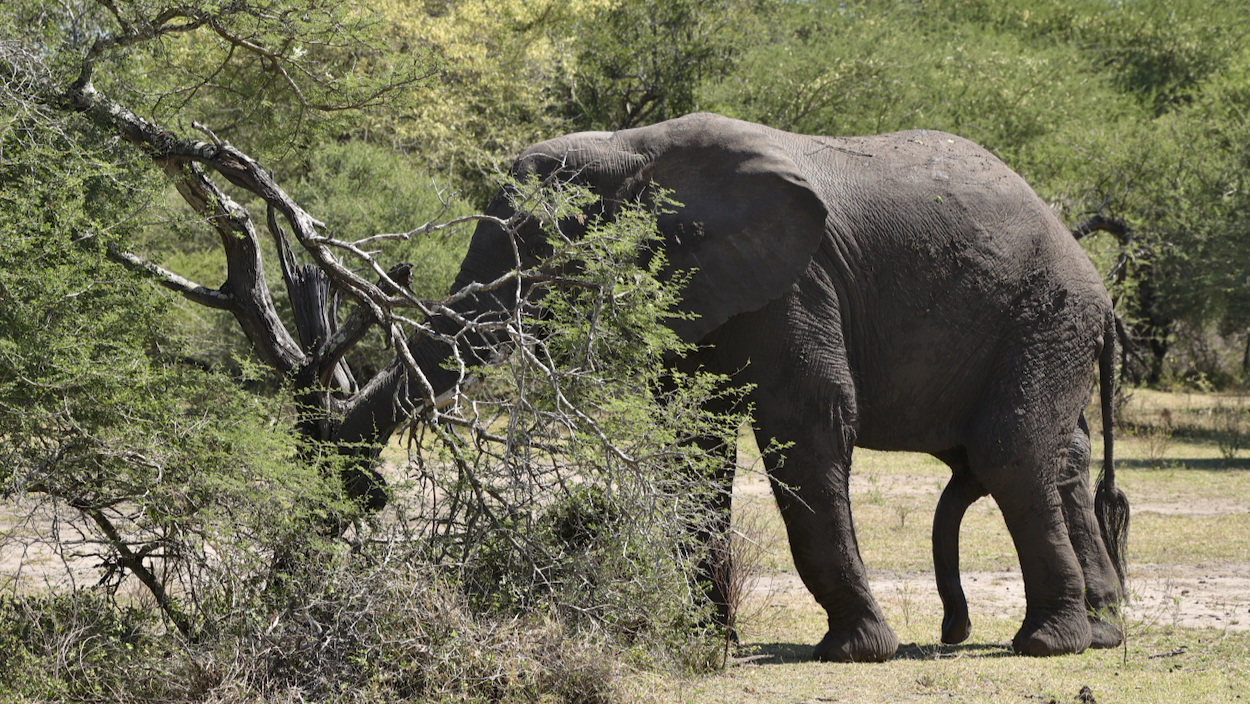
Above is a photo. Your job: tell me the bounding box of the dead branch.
[69,498,196,641]
[106,245,236,311]
[1072,214,1132,245]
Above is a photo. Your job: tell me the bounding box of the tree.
[1035,0,1250,384]
[704,0,1250,386]
[361,0,584,203]
[2,0,737,698]
[555,0,771,131]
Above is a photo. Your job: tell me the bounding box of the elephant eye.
[527,241,555,261]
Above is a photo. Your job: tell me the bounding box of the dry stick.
[70,501,196,640]
[65,74,389,359]
[105,245,236,311]
[64,75,460,425]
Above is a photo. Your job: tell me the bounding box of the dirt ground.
[4,451,1247,635]
[0,500,109,592]
[751,564,1250,633]
[736,463,1250,635]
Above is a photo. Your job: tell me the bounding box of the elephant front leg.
[757,413,898,663]
[690,432,738,634]
[706,270,895,662]
[660,365,745,636]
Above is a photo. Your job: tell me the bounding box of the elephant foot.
[1011,608,1091,656]
[941,610,972,645]
[813,619,898,662]
[1088,615,1123,649]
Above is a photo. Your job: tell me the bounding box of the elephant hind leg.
[1059,414,1124,649]
[967,426,1093,656]
[977,460,1091,655]
[931,448,989,645]
[936,420,1125,652]
[962,317,1105,656]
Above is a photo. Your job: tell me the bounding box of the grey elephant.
[339,112,1128,662]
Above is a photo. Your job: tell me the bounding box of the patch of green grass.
[632,564,1250,703]
[1131,513,1250,565]
[1107,388,1250,466]
[1114,463,1250,502]
[851,448,949,476]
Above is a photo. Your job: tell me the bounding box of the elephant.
[339,112,1129,662]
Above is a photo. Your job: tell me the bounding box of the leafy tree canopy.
[2,1,747,699]
[704,0,1250,384]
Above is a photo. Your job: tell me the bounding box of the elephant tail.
[1094,316,1130,592]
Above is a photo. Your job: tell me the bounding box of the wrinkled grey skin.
[344,113,1127,661]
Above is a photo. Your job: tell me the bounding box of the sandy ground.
[750,564,1250,634]
[0,502,101,591]
[4,462,1247,635]
[735,465,1250,634]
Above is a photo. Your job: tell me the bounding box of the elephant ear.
[620,116,829,343]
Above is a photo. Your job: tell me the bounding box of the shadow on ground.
[892,641,1013,660]
[734,641,1012,665]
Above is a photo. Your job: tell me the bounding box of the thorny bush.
[2,176,745,700]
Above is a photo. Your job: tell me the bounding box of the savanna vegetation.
[2,0,1249,701]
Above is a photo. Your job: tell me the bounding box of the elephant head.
[336,114,829,442]
[459,117,831,343]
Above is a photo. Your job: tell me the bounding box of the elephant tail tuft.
[1095,315,1129,593]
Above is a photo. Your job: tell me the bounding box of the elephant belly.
[850,324,998,454]
[854,386,979,454]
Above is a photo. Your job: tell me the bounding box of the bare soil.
[0,500,99,591]
[751,564,1250,633]
[5,448,1247,634]
[734,459,1250,635]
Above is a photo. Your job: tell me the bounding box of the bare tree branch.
[1072,214,1132,244]
[166,160,307,372]
[106,245,236,311]
[69,497,196,640]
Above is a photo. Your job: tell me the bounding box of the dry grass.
[6,390,1249,702]
[624,390,1250,703]
[626,628,1250,703]
[1109,388,1250,465]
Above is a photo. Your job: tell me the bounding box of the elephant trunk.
[1094,317,1130,592]
[334,201,529,454]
